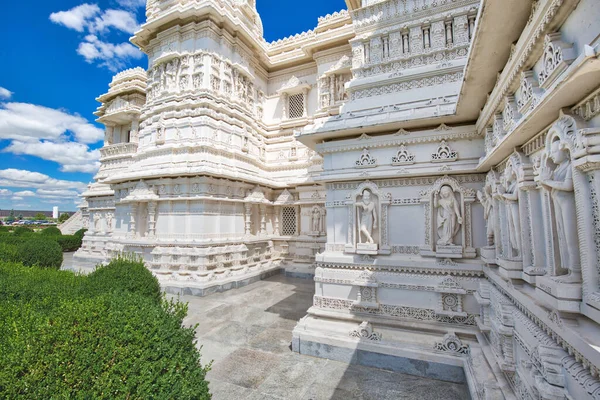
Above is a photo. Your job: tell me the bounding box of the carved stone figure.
[165,61,177,90]
[94,214,102,232]
[356,190,377,244]
[496,167,521,257]
[435,185,462,246]
[478,187,495,246]
[539,138,581,282]
[312,207,322,232]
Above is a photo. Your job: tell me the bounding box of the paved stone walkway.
[178,274,471,400]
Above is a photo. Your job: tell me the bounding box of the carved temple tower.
[75,0,600,398]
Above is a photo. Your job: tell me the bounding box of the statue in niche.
[539,138,580,282]
[94,214,102,232]
[165,61,177,91]
[435,185,462,246]
[496,167,521,257]
[477,187,495,246]
[356,190,378,245]
[311,207,322,232]
[336,75,346,101]
[106,212,114,233]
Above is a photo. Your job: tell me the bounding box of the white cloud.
[0,102,103,144]
[0,169,88,192]
[13,190,36,197]
[0,87,12,100]
[49,3,100,32]
[50,4,142,71]
[11,196,24,201]
[0,189,12,197]
[116,0,146,9]
[78,35,143,72]
[4,141,100,174]
[90,9,139,34]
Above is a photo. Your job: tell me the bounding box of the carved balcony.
[99,142,138,161]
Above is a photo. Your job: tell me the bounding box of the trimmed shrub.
[40,226,62,236]
[55,235,82,252]
[17,238,63,269]
[0,243,18,263]
[13,226,33,236]
[85,257,162,302]
[0,262,211,399]
[74,228,87,239]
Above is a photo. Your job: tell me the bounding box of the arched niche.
[420,176,476,259]
[344,181,391,256]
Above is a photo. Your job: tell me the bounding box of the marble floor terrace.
[175,274,472,400]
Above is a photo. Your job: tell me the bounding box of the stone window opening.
[288,93,305,119]
[281,206,297,236]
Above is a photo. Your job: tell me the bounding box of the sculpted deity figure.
[356,190,377,244]
[539,138,581,281]
[94,214,102,232]
[477,186,495,246]
[165,61,177,90]
[435,185,462,246]
[496,167,521,257]
[312,207,322,232]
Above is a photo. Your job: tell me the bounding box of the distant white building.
[74,0,600,398]
[52,206,59,219]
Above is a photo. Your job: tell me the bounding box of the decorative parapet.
[99,142,138,160]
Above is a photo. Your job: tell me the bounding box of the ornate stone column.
[147,201,157,238]
[295,206,300,236]
[274,206,280,236]
[130,116,140,143]
[129,203,138,238]
[302,88,309,118]
[244,203,252,236]
[259,204,267,236]
[281,93,289,120]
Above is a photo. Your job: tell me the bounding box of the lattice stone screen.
[281,207,297,236]
[288,93,304,119]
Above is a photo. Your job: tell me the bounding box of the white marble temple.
[74,0,600,398]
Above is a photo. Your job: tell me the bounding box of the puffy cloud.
[49,3,100,32]
[0,87,12,100]
[0,102,103,144]
[0,169,88,192]
[116,0,146,9]
[50,3,142,71]
[78,35,143,72]
[13,190,36,197]
[4,141,100,174]
[0,189,12,197]
[11,196,24,201]
[90,9,139,34]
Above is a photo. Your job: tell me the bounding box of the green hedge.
[0,260,211,399]
[40,226,62,236]
[74,228,87,239]
[55,235,82,252]
[17,238,63,269]
[0,235,63,269]
[13,226,33,236]
[0,243,18,263]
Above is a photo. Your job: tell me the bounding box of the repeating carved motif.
[434,332,470,355]
[349,321,382,341]
[355,148,378,168]
[431,140,458,162]
[392,144,416,165]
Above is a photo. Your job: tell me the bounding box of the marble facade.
[74,0,600,398]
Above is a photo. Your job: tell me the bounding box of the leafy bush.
[0,262,211,399]
[0,243,18,263]
[74,228,87,239]
[17,238,63,269]
[13,226,33,236]
[58,212,70,223]
[55,235,82,252]
[85,257,162,302]
[40,226,62,236]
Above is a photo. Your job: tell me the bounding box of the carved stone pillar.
[402,31,409,54]
[129,203,138,238]
[445,20,453,46]
[105,125,115,146]
[274,206,280,236]
[281,93,288,120]
[148,201,157,238]
[295,206,300,236]
[130,116,140,143]
[259,204,267,236]
[244,203,252,236]
[302,88,309,118]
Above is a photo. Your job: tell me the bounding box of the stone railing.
[100,143,138,160]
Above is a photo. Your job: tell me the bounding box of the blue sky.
[0,0,345,212]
